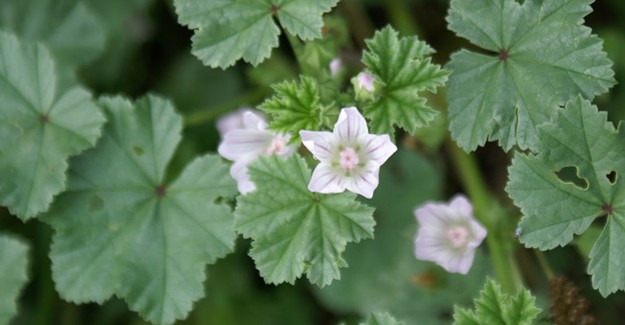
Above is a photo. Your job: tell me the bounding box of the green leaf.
[0,31,105,220]
[260,75,335,142]
[0,235,29,325]
[361,312,404,325]
[0,0,107,67]
[44,95,238,325]
[174,0,339,69]
[446,0,616,152]
[316,150,489,325]
[453,279,541,325]
[234,154,375,287]
[506,96,625,296]
[361,26,448,135]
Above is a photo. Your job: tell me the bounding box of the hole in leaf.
[555,166,588,190]
[606,171,617,184]
[133,145,144,156]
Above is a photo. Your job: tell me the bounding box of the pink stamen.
[339,147,360,171]
[266,136,286,155]
[446,226,469,248]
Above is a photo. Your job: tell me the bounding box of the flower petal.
[218,129,273,161]
[362,133,397,165]
[308,163,346,194]
[242,111,267,130]
[334,107,368,142]
[449,194,473,217]
[345,161,380,199]
[467,219,487,248]
[414,203,452,230]
[442,250,475,274]
[300,130,334,162]
[230,155,257,194]
[216,108,251,136]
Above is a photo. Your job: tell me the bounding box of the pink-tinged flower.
[352,71,377,101]
[357,72,375,92]
[329,58,342,76]
[218,111,295,193]
[300,107,397,199]
[413,195,487,274]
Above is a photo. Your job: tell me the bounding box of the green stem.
[184,88,268,128]
[446,140,522,293]
[386,0,422,36]
[534,250,555,280]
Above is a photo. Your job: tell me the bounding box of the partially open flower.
[413,195,487,274]
[352,71,376,101]
[300,107,397,198]
[218,111,295,193]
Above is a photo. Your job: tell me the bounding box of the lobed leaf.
[361,26,449,136]
[260,75,335,142]
[453,279,540,325]
[0,31,105,220]
[446,0,616,152]
[506,96,625,296]
[234,154,375,287]
[44,95,238,325]
[0,235,29,325]
[174,0,339,69]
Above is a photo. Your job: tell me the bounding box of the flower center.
[446,226,470,248]
[266,136,286,155]
[339,147,360,171]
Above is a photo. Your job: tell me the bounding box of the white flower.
[218,111,295,193]
[329,58,342,76]
[413,195,487,274]
[299,107,397,198]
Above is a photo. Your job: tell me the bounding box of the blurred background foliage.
[1,0,625,324]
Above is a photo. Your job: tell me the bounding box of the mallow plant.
[0,0,622,324]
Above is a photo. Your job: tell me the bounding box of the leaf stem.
[446,139,522,293]
[183,88,268,128]
[534,250,555,280]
